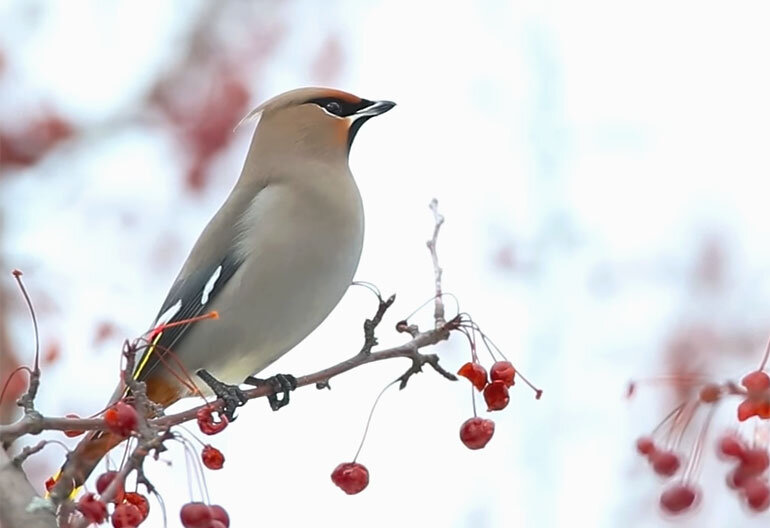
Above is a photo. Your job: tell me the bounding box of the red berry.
[659,484,697,514]
[459,417,495,450]
[209,505,229,527]
[201,445,225,470]
[483,380,510,411]
[490,361,516,387]
[96,470,125,503]
[180,502,212,528]
[741,448,770,473]
[331,462,369,495]
[457,362,488,391]
[742,371,770,392]
[124,492,150,521]
[44,477,56,492]
[743,478,770,512]
[636,436,656,456]
[64,413,85,437]
[104,401,139,437]
[727,463,765,489]
[112,502,143,528]
[210,522,227,528]
[737,399,758,422]
[698,384,721,403]
[651,451,680,477]
[77,493,108,524]
[196,406,228,435]
[717,433,745,459]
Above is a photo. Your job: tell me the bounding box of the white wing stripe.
[201,266,222,305]
[156,299,182,327]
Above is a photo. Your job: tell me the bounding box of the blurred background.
[2,1,770,527]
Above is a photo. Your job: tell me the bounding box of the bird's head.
[242,87,395,161]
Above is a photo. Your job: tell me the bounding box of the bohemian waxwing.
[50,87,395,499]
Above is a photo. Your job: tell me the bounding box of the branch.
[0,447,57,528]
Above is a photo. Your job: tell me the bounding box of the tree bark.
[0,447,57,528]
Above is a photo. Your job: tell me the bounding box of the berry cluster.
[325,317,542,495]
[180,502,230,528]
[719,432,770,511]
[71,471,152,527]
[631,361,770,516]
[457,357,542,450]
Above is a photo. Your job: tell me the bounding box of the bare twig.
[427,199,445,327]
[359,294,395,355]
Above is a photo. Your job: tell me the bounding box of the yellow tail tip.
[44,470,80,500]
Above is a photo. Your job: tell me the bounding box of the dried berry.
[635,436,656,456]
[483,380,510,411]
[459,417,495,450]
[201,445,225,470]
[196,406,228,435]
[180,502,212,528]
[740,448,769,474]
[331,462,369,495]
[124,492,150,521]
[743,478,770,512]
[457,362,488,391]
[741,371,770,392]
[660,484,697,514]
[651,451,680,477]
[77,493,108,524]
[698,383,721,403]
[64,413,85,438]
[96,470,125,503]
[490,361,516,387]
[209,505,230,527]
[717,433,745,459]
[104,401,139,437]
[111,502,143,528]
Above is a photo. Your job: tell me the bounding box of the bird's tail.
[49,428,124,499]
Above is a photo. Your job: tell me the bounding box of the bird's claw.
[244,373,297,411]
[196,369,248,421]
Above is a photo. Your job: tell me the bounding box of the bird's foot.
[244,373,297,411]
[196,369,248,421]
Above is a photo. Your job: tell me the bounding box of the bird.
[49,87,395,500]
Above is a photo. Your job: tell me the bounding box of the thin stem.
[12,270,40,372]
[672,401,700,450]
[401,293,461,325]
[684,404,717,482]
[470,383,477,418]
[650,403,686,437]
[463,323,543,399]
[0,366,32,406]
[758,335,770,371]
[353,380,398,462]
[351,281,382,299]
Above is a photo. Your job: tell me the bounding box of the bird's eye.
[325,101,342,115]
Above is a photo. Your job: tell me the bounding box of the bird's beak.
[355,100,396,118]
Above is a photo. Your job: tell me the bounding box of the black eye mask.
[307,97,373,117]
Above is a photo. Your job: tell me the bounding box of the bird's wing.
[131,251,243,386]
